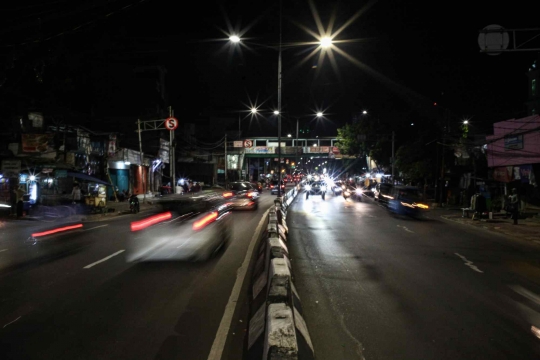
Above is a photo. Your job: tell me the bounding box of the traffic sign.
[243,139,253,148]
[164,117,178,131]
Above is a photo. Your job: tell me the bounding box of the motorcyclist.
[129,193,140,213]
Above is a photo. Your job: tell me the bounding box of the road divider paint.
[83,250,125,269]
[83,224,109,231]
[455,253,483,273]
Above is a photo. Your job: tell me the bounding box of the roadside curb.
[246,185,315,359]
[440,213,540,243]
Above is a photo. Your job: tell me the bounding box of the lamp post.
[227,9,333,196]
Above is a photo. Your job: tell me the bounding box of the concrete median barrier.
[246,186,314,360]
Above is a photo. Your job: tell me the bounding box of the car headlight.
[341,185,346,189]
[305,185,311,191]
[355,188,362,195]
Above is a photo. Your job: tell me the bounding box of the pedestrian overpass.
[231,136,348,159]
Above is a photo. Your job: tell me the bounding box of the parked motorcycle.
[129,194,140,214]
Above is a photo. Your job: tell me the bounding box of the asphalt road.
[0,190,278,360]
[288,191,540,360]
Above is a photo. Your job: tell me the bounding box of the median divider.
[246,184,314,360]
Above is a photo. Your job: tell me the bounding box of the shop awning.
[67,171,113,186]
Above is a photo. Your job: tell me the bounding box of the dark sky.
[1,0,539,137]
[158,0,540,136]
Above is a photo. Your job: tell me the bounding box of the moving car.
[373,183,394,206]
[331,180,344,195]
[126,193,233,262]
[270,180,285,195]
[342,185,363,201]
[305,181,326,200]
[223,181,259,210]
[387,185,430,218]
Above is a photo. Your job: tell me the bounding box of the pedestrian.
[15,185,25,217]
[72,183,82,204]
[10,186,17,216]
[509,188,520,225]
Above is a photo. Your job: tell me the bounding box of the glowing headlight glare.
[321,186,327,191]
[355,188,362,195]
[305,185,311,191]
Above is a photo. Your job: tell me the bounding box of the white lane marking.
[397,225,414,233]
[83,225,108,231]
[83,250,125,269]
[0,249,8,253]
[207,208,271,360]
[3,316,21,328]
[455,253,483,273]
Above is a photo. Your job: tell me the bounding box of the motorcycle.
[342,185,351,199]
[129,194,140,214]
[343,186,362,201]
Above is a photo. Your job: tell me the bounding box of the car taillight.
[247,192,256,197]
[270,185,274,188]
[223,192,234,198]
[193,211,218,230]
[32,223,83,238]
[131,212,172,232]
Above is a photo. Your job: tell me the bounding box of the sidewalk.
[429,205,540,244]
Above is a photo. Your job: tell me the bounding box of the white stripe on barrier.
[291,282,300,301]
[294,307,315,354]
[253,270,267,300]
[248,303,266,349]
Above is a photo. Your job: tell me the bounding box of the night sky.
[1,0,539,137]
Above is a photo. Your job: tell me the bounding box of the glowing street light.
[316,111,323,117]
[287,134,292,137]
[229,35,241,43]
[320,36,333,49]
[251,107,258,114]
[274,110,279,115]
[463,120,469,125]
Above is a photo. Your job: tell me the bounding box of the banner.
[21,133,53,152]
[518,164,533,184]
[492,166,513,183]
[108,134,117,157]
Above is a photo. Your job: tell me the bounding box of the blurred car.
[270,180,285,195]
[387,185,430,218]
[342,184,363,201]
[361,185,375,198]
[223,181,259,210]
[126,193,233,262]
[331,180,344,195]
[373,183,394,206]
[305,181,326,200]
[250,181,263,193]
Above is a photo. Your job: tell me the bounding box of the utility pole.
[295,118,299,173]
[391,131,395,184]
[277,0,282,197]
[169,106,175,192]
[137,119,146,203]
[224,133,228,188]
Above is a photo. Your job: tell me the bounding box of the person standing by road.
[15,185,25,217]
[72,183,82,204]
[510,188,520,225]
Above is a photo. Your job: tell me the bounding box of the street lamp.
[228,25,333,197]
